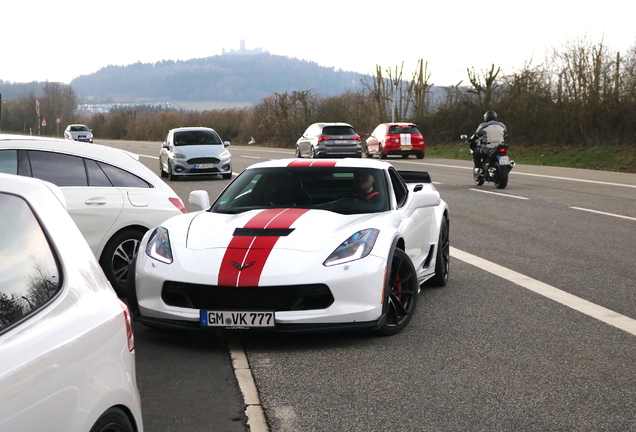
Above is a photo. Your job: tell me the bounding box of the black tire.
[159,160,168,178]
[379,144,387,159]
[99,229,145,297]
[378,248,419,335]
[295,146,302,158]
[401,153,409,159]
[425,216,450,287]
[90,407,135,432]
[494,162,509,189]
[222,172,232,179]
[416,151,425,159]
[168,164,178,181]
[310,146,317,159]
[125,258,139,315]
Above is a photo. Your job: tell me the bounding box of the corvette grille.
[161,282,334,311]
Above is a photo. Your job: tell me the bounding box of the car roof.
[245,158,393,170]
[169,127,218,133]
[381,122,417,127]
[312,122,354,128]
[0,134,163,185]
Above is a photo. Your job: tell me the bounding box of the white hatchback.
[0,134,186,296]
[0,173,143,432]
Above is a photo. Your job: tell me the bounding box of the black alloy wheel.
[425,216,450,287]
[379,248,419,335]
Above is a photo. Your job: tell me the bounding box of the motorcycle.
[461,134,515,189]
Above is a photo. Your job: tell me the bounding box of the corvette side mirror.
[189,190,210,209]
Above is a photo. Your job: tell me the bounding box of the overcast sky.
[2,0,635,87]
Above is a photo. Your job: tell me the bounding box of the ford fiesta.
[159,127,232,180]
[128,158,449,335]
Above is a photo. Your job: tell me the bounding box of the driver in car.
[353,172,381,204]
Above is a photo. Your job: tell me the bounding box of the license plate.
[194,163,215,169]
[498,156,510,165]
[200,310,275,328]
[401,145,412,150]
[334,140,350,144]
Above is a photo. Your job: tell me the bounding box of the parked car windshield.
[70,125,90,132]
[322,126,356,136]
[388,125,420,134]
[173,130,222,146]
[211,167,389,215]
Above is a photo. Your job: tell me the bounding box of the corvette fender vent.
[233,228,295,237]
[162,282,334,311]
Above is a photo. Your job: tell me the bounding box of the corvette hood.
[182,208,379,253]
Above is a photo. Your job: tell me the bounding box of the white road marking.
[226,333,270,432]
[451,246,636,336]
[416,161,636,189]
[571,207,636,221]
[469,188,529,199]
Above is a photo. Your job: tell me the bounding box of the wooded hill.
[69,54,366,103]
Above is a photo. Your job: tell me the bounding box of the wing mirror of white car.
[162,142,170,149]
[223,141,231,147]
[407,189,441,209]
[188,190,210,209]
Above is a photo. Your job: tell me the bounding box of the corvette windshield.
[211,167,389,215]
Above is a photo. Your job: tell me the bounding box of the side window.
[388,168,408,207]
[97,162,151,188]
[28,151,88,186]
[0,193,61,332]
[0,150,18,174]
[85,159,113,187]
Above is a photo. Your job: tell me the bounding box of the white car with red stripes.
[127,158,449,335]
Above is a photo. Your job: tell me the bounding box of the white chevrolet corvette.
[128,158,449,335]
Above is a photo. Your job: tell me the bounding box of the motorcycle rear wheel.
[494,162,509,189]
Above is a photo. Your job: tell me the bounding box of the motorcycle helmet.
[484,110,498,122]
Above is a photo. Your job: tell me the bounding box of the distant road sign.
[41,119,47,127]
[56,118,61,123]
[36,100,40,115]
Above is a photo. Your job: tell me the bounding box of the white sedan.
[0,173,143,432]
[128,158,449,335]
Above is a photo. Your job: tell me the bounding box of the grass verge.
[427,143,636,174]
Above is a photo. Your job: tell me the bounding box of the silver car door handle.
[85,197,107,205]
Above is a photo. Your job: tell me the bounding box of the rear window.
[174,130,222,146]
[388,125,420,134]
[322,126,356,136]
[0,193,61,331]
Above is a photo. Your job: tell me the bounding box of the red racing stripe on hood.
[218,208,310,287]
[287,160,337,167]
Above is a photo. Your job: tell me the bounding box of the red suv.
[365,123,425,159]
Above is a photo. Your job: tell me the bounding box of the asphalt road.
[99,140,636,432]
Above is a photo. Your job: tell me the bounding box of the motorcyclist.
[469,110,508,176]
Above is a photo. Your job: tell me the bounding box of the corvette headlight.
[323,229,379,267]
[145,227,173,264]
